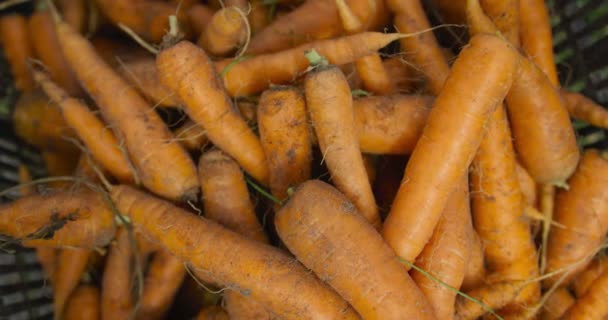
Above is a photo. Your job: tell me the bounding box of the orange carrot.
[54,17,199,201]
[545,150,608,287]
[572,255,608,297]
[156,41,269,184]
[33,68,134,183]
[461,228,485,291]
[382,33,518,262]
[305,63,380,227]
[540,288,576,320]
[197,7,248,57]
[0,14,34,92]
[411,177,471,319]
[561,268,608,320]
[53,248,91,318]
[218,32,407,96]
[519,0,559,86]
[102,228,134,320]
[195,305,229,320]
[455,281,524,320]
[257,86,311,205]
[118,57,180,107]
[173,120,208,151]
[64,285,101,320]
[0,190,115,248]
[248,0,269,34]
[188,4,214,37]
[560,89,608,128]
[388,0,450,94]
[382,57,417,93]
[354,54,395,95]
[57,0,87,34]
[480,0,519,45]
[276,180,435,319]
[516,161,537,207]
[110,185,359,320]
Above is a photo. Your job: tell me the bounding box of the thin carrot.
[53,248,91,319]
[0,14,34,92]
[461,228,485,292]
[110,185,359,320]
[411,177,471,319]
[64,285,101,320]
[173,120,208,151]
[572,255,608,297]
[156,40,269,184]
[197,7,248,57]
[305,63,380,228]
[540,288,576,320]
[276,180,436,319]
[53,16,200,201]
[101,228,135,320]
[455,280,524,320]
[257,86,311,205]
[515,161,537,207]
[118,57,180,107]
[33,68,134,183]
[57,0,87,34]
[560,89,608,129]
[382,33,519,262]
[545,150,608,287]
[561,268,608,320]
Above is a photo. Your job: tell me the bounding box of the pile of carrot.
[1,0,608,319]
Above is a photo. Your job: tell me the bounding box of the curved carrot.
[64,285,101,320]
[545,150,608,287]
[561,268,608,320]
[0,14,34,92]
[382,33,519,262]
[561,89,608,129]
[572,255,608,298]
[0,190,115,248]
[102,228,134,320]
[540,288,575,320]
[305,64,380,228]
[257,86,311,205]
[54,248,91,318]
[157,41,269,184]
[411,177,471,319]
[54,18,199,201]
[110,185,358,320]
[33,69,134,183]
[276,180,435,319]
[197,7,248,57]
[118,57,180,107]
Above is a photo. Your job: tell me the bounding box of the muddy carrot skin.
[101,228,134,320]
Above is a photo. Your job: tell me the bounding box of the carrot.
[95,0,191,43]
[461,228,485,291]
[248,0,269,34]
[540,288,576,320]
[382,33,519,262]
[519,0,559,86]
[257,86,311,205]
[572,255,608,297]
[219,31,407,97]
[469,103,540,310]
[188,4,215,37]
[57,0,87,34]
[455,281,524,320]
[53,247,91,318]
[156,41,269,184]
[195,305,229,320]
[388,0,450,95]
[236,100,257,123]
[561,268,608,320]
[382,57,417,93]
[479,0,519,45]
[197,7,248,57]
[410,177,471,319]
[276,180,436,319]
[136,249,186,320]
[0,14,34,92]
[173,120,208,151]
[118,57,180,107]
[101,228,135,320]
[0,189,115,248]
[545,150,608,287]
[354,94,433,155]
[33,68,134,183]
[560,89,608,128]
[247,0,388,54]
[64,285,101,320]
[54,17,200,202]
[305,63,380,228]
[110,185,358,320]
[516,161,537,207]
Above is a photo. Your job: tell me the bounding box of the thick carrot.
[257,86,311,205]
[29,4,82,96]
[455,281,524,320]
[101,228,134,320]
[0,14,34,92]
[156,41,269,184]
[0,190,115,248]
[305,64,380,227]
[572,255,608,297]
[382,33,519,262]
[560,89,608,128]
[411,177,471,319]
[57,0,87,34]
[276,180,436,319]
[195,305,229,320]
[136,249,186,320]
[519,0,559,86]
[545,150,608,287]
[461,228,485,291]
[53,248,91,318]
[188,4,214,37]
[354,94,433,155]
[388,0,450,94]
[64,285,101,320]
[218,32,407,96]
[110,185,358,320]
[33,69,134,183]
[540,288,576,320]
[173,120,208,151]
[561,268,608,320]
[118,57,180,107]
[516,161,537,207]
[197,7,248,57]
[54,18,200,201]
